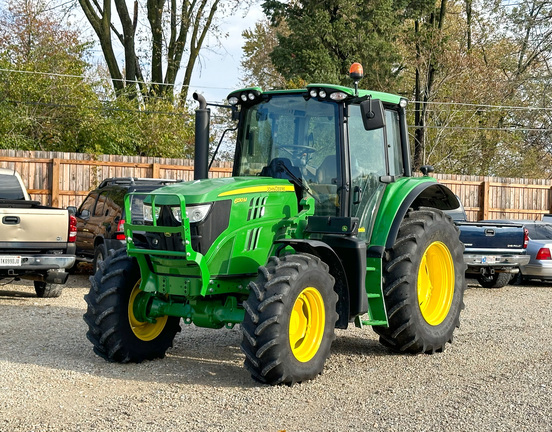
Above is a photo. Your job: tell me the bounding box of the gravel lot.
[1,273,551,432]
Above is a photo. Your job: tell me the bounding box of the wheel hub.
[417,241,454,326]
[289,287,325,362]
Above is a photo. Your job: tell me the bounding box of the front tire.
[241,253,338,385]
[83,248,181,363]
[374,208,466,353]
[477,272,511,289]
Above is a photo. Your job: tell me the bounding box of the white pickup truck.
[0,168,76,297]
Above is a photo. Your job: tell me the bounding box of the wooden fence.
[1,150,551,222]
[0,150,232,209]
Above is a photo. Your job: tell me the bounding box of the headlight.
[186,204,212,223]
[143,204,160,222]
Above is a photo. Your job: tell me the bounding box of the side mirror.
[360,98,385,131]
[67,206,77,215]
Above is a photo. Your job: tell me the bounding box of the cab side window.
[386,110,404,176]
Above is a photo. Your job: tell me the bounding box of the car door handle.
[2,216,20,225]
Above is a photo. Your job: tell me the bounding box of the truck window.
[94,192,108,217]
[0,174,26,200]
[78,193,97,217]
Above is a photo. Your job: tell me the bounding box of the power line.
[411,100,552,111]
[407,125,552,132]
[0,67,235,93]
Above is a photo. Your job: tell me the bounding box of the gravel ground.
[1,274,551,432]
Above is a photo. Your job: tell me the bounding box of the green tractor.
[84,64,466,385]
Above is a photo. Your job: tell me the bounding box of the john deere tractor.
[84,64,466,385]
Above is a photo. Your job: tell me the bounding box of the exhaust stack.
[193,92,210,180]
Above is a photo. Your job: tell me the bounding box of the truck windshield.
[235,95,341,215]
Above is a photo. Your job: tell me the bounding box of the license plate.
[481,256,496,264]
[0,256,22,266]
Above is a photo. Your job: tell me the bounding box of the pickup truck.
[0,168,76,297]
[446,199,530,288]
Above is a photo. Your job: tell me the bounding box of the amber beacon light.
[349,63,363,96]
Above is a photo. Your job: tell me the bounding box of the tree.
[77,0,238,103]
[0,0,97,151]
[241,19,286,89]
[0,0,196,157]
[262,0,405,90]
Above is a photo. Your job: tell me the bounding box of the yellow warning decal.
[218,185,295,197]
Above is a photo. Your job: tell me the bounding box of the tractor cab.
[228,81,410,241]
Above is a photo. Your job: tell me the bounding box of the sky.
[188,5,265,104]
[67,1,264,105]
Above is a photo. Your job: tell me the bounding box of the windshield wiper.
[276,161,321,204]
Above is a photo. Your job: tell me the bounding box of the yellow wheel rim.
[417,241,455,326]
[128,281,168,341]
[289,287,325,362]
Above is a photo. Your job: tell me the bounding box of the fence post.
[480,180,490,220]
[51,158,60,208]
[152,163,160,178]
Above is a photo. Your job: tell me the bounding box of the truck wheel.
[83,248,181,363]
[241,253,338,385]
[477,272,511,289]
[93,243,108,274]
[510,272,525,285]
[34,281,63,298]
[374,208,466,354]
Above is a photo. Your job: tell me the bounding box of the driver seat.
[316,155,337,184]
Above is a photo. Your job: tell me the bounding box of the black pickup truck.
[446,199,530,288]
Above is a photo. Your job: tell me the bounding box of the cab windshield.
[235,95,341,216]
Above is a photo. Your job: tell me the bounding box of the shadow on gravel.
[0,289,36,298]
[331,334,391,357]
[0,292,254,388]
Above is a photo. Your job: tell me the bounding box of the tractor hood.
[145,176,296,205]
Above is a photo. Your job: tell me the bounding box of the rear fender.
[370,179,459,256]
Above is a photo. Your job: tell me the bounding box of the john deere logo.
[342,225,348,232]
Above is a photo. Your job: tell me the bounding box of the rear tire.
[34,281,63,298]
[241,253,338,385]
[373,208,466,354]
[477,272,511,289]
[83,248,181,363]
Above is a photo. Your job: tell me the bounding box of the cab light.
[241,94,248,102]
[228,96,239,105]
[536,247,551,260]
[330,92,347,101]
[399,98,408,108]
[309,89,318,98]
[248,92,256,100]
[319,90,327,98]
